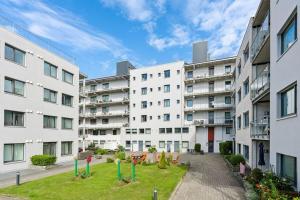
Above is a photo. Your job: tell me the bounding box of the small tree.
[158,151,167,169]
[194,143,201,153]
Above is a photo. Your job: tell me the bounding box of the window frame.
[4,77,25,96]
[278,83,297,118]
[4,143,25,163]
[61,117,73,130]
[62,70,74,84]
[4,43,25,66]
[44,61,58,78]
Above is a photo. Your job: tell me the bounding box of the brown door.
[208,128,214,153]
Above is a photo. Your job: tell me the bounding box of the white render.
[0,27,79,173]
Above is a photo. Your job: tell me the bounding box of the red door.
[208,128,214,152]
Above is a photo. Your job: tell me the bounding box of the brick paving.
[170,154,245,200]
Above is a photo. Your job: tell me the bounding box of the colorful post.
[117,159,121,180]
[74,155,78,177]
[86,155,92,176]
[131,161,136,181]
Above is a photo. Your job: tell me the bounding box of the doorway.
[174,141,180,152]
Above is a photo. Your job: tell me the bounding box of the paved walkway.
[170,154,245,200]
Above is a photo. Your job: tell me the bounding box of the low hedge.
[229,154,245,166]
[31,155,57,166]
[96,148,108,155]
[219,141,233,155]
[194,143,201,152]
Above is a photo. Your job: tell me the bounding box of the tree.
[158,151,167,169]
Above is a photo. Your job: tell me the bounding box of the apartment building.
[79,62,134,150]
[184,55,236,153]
[0,26,79,173]
[122,61,193,152]
[269,0,299,191]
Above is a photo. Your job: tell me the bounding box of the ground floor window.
[237,144,241,154]
[61,142,72,156]
[145,141,151,148]
[243,145,249,160]
[159,141,165,148]
[43,142,56,156]
[277,153,297,187]
[4,143,24,163]
[125,141,131,148]
[182,141,189,148]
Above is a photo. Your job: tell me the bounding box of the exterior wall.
[270,0,300,191]
[0,28,79,173]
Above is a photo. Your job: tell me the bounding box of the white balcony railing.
[79,123,125,129]
[185,88,232,96]
[185,118,233,126]
[85,87,129,94]
[185,72,233,81]
[185,103,233,111]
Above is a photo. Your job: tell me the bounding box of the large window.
[4,77,24,96]
[187,85,193,93]
[43,115,57,128]
[225,65,231,73]
[43,142,56,156]
[44,62,57,78]
[186,99,193,107]
[280,14,297,55]
[4,110,24,127]
[141,73,147,81]
[277,153,297,187]
[182,127,189,133]
[62,70,73,84]
[164,85,170,93]
[225,96,231,104]
[62,94,73,107]
[5,44,25,66]
[164,99,170,107]
[243,145,249,160]
[279,84,297,117]
[4,144,24,163]
[102,95,109,102]
[102,83,109,89]
[164,70,170,78]
[62,118,73,129]
[61,142,72,155]
[243,111,249,128]
[44,88,57,103]
[243,78,249,96]
[187,113,193,121]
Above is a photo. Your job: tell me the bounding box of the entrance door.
[138,141,143,152]
[208,141,214,153]
[208,127,214,153]
[167,141,172,152]
[174,141,180,152]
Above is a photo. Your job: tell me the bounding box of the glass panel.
[50,66,57,78]
[63,118,72,129]
[63,71,73,84]
[281,155,296,185]
[282,18,297,54]
[4,79,13,93]
[4,144,13,162]
[4,111,13,126]
[14,112,24,126]
[14,80,24,96]
[15,49,25,65]
[5,45,14,61]
[14,144,24,161]
[44,62,51,76]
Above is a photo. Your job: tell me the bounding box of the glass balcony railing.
[250,117,270,138]
[251,64,270,100]
[251,10,270,61]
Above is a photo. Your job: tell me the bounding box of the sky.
[1,0,260,78]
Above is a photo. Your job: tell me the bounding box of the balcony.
[85,87,129,95]
[184,103,233,112]
[185,72,233,83]
[250,118,270,140]
[185,88,233,97]
[81,111,129,118]
[185,118,233,127]
[79,123,125,130]
[251,64,270,102]
[84,98,129,107]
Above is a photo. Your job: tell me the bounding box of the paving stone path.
[170,154,245,200]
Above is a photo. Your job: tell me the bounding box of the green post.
[117,160,121,180]
[86,162,90,176]
[131,161,136,182]
[74,159,78,177]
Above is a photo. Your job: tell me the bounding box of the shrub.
[158,151,167,169]
[86,143,98,153]
[219,141,233,155]
[116,145,125,152]
[95,148,108,155]
[250,168,263,184]
[194,143,201,153]
[229,154,245,166]
[224,154,232,161]
[106,157,114,163]
[115,151,126,160]
[148,146,157,153]
[126,156,131,163]
[31,155,56,166]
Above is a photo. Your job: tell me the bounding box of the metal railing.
[251,64,270,100]
[187,118,233,126]
[250,118,270,138]
[185,72,232,81]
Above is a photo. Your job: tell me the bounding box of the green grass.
[0,163,187,200]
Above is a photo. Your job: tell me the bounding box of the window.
[150,74,153,78]
[44,62,57,78]
[5,44,25,66]
[280,14,297,55]
[4,144,24,163]
[62,118,73,129]
[133,90,136,94]
[209,81,214,92]
[243,111,249,128]
[209,67,214,76]
[225,112,231,124]
[158,73,161,77]
[158,101,161,106]
[61,142,72,155]
[126,129,131,134]
[277,153,297,186]
[237,63,241,76]
[90,119,97,124]
[158,115,161,120]
[237,116,241,129]
[158,87,161,91]
[164,99,170,107]
[177,99,180,104]
[225,65,231,73]
[44,88,57,103]
[164,85,170,93]
[177,70,180,74]
[133,77,136,81]
[159,141,165,148]
[243,145,249,160]
[225,127,232,134]
[62,94,73,106]
[238,88,241,102]
[182,141,189,148]
[133,117,135,121]
[43,142,56,156]
[102,83,109,89]
[175,128,181,133]
[164,70,170,78]
[102,118,109,124]
[43,115,57,128]
[4,110,24,127]
[141,73,147,81]
[225,81,231,90]
[145,128,151,134]
[145,141,151,147]
[186,99,193,107]
[90,107,97,114]
[279,84,297,117]
[141,101,147,109]
[163,114,170,121]
[225,96,231,104]
[159,128,165,134]
[187,71,193,78]
[243,78,249,96]
[177,85,180,89]
[102,95,109,102]
[126,141,131,148]
[166,128,172,134]
[182,127,189,133]
[187,85,193,93]
[139,128,145,134]
[90,85,97,92]
[177,114,180,119]
[62,70,73,84]
[4,77,24,96]
[243,44,249,63]
[150,88,153,92]
[187,113,193,121]
[141,115,147,122]
[237,144,241,154]
[150,102,153,106]
[141,87,147,95]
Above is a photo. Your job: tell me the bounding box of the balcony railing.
[79,123,125,129]
[186,118,233,126]
[185,103,233,111]
[82,111,129,118]
[250,117,270,139]
[251,64,270,100]
[251,10,270,61]
[185,72,233,82]
[85,87,129,94]
[185,88,232,96]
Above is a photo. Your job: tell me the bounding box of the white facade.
[0,27,79,173]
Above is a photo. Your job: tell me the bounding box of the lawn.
[0,162,187,200]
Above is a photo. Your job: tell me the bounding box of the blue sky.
[1,0,260,78]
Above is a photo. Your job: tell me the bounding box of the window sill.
[43,128,58,130]
[43,100,58,105]
[4,126,25,128]
[4,160,26,165]
[4,92,25,98]
[5,58,26,68]
[62,81,74,86]
[45,75,58,80]
[277,114,297,121]
[277,39,298,62]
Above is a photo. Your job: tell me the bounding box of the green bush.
[31,155,56,166]
[148,146,157,153]
[126,156,131,163]
[229,154,245,166]
[219,141,233,155]
[250,168,263,184]
[116,145,125,152]
[224,154,232,161]
[158,151,167,169]
[194,143,201,152]
[106,157,114,163]
[95,148,108,155]
[115,151,126,160]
